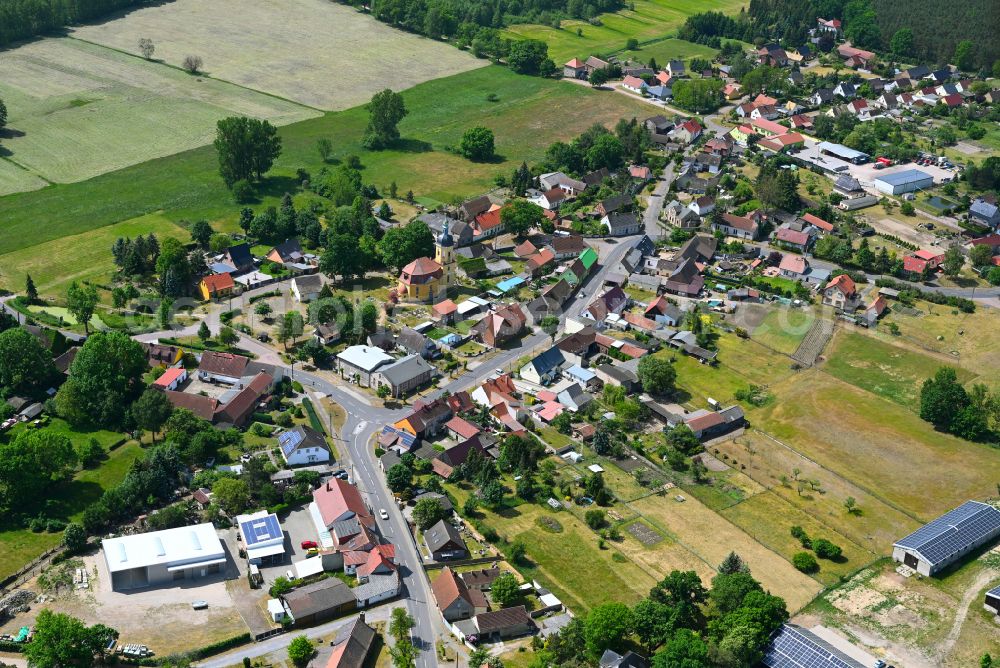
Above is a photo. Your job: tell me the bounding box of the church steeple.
[435,220,455,294]
[438,219,454,248]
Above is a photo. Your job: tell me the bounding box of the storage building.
[102,523,226,590]
[892,500,1000,576]
[873,169,934,195]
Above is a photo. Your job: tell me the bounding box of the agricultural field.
[752,369,1000,521]
[502,0,747,64]
[71,0,485,111]
[822,330,979,410]
[0,212,187,297]
[0,159,48,197]
[0,38,317,188]
[0,66,652,261]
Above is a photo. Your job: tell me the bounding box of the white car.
[379,509,389,520]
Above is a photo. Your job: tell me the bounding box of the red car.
[300,540,318,550]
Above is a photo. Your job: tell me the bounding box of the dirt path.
[938,569,996,657]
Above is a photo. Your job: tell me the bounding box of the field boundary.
[792,318,835,367]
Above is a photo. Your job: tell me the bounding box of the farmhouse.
[102,523,226,591]
[424,519,468,561]
[326,616,377,668]
[312,478,373,530]
[892,500,1000,576]
[279,425,331,466]
[903,249,944,274]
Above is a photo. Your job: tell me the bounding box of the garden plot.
[71,0,486,110]
[0,38,317,185]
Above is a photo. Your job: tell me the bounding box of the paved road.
[643,163,676,241]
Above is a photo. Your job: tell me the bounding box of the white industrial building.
[102,523,226,590]
[873,169,934,195]
[892,500,1000,576]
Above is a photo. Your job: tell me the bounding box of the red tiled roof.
[445,416,481,440]
[565,58,585,68]
[400,257,442,281]
[475,209,503,232]
[215,372,272,426]
[199,350,250,378]
[313,478,372,527]
[801,213,834,232]
[776,227,809,246]
[750,117,787,136]
[970,235,1000,247]
[826,274,856,296]
[431,567,472,611]
[153,367,185,388]
[914,249,943,261]
[201,272,234,293]
[622,75,646,89]
[433,299,458,315]
[164,391,218,421]
[686,411,724,432]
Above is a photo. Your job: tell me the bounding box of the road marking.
[353,420,368,435]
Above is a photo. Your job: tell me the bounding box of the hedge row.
[301,398,326,434]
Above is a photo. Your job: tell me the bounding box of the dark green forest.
[679,0,998,70]
[871,0,998,71]
[0,0,152,47]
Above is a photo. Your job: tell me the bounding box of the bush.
[584,509,606,530]
[793,552,819,573]
[812,538,843,560]
[291,381,304,393]
[790,525,811,548]
[45,519,67,533]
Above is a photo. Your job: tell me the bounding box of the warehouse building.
[102,523,227,590]
[873,169,934,195]
[985,584,1000,615]
[762,625,868,668]
[817,141,868,164]
[892,500,1000,576]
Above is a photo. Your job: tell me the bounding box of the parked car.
[379,509,389,520]
[300,540,318,549]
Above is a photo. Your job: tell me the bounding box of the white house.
[337,345,393,387]
[291,274,324,302]
[278,425,331,466]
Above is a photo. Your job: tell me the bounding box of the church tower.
[434,220,455,294]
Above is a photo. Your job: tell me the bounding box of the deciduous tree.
[214,116,282,188]
[362,89,408,150]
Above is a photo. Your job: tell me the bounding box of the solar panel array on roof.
[279,429,304,456]
[241,514,281,547]
[762,625,866,668]
[894,501,1000,566]
[988,584,1000,598]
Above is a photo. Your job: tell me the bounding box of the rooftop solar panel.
[279,429,303,456]
[762,625,866,668]
[988,584,1000,598]
[894,501,1000,565]
[241,514,281,546]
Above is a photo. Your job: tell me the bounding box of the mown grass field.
[0,212,187,296]
[503,0,747,63]
[822,329,979,410]
[752,369,1000,521]
[751,306,818,356]
[0,66,652,263]
[0,38,318,188]
[617,38,720,68]
[0,158,49,197]
[0,426,141,581]
[71,0,484,111]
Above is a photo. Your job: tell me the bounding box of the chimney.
[359,611,365,624]
[326,481,331,492]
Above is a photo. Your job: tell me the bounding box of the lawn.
[822,329,979,410]
[752,369,1000,522]
[0,158,48,197]
[0,428,141,581]
[751,307,818,356]
[0,212,187,298]
[71,0,484,111]
[502,0,747,64]
[0,66,653,258]
[616,38,720,68]
[0,37,317,188]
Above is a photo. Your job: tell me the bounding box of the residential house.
[774,226,812,252]
[314,322,341,346]
[750,104,780,121]
[279,425,331,466]
[789,114,813,130]
[723,82,742,99]
[424,519,468,561]
[778,254,808,278]
[199,273,235,301]
[394,397,454,439]
[584,56,610,75]
[142,342,183,369]
[473,304,527,348]
[643,115,672,134]
[603,212,642,236]
[816,17,841,34]
[520,347,566,385]
[713,212,760,240]
[970,199,1000,228]
[809,89,834,106]
[433,299,459,325]
[291,274,324,302]
[266,238,307,267]
[539,172,587,195]
[903,249,944,275]
[749,117,786,138]
[472,209,504,240]
[823,274,857,309]
[622,75,646,94]
[664,200,701,229]
[432,567,485,622]
[666,60,685,78]
[662,258,704,297]
[223,243,255,274]
[759,132,805,153]
[672,120,702,144]
[556,328,599,367]
[863,294,887,326]
[214,372,273,427]
[531,187,568,211]
[472,606,535,641]
[645,295,683,325]
[563,58,587,79]
[833,82,857,99]
[690,196,715,217]
[326,616,377,668]
[198,351,250,384]
[372,354,436,398]
[594,364,639,392]
[557,383,593,412]
[549,234,588,260]
[459,196,493,222]
[397,327,438,360]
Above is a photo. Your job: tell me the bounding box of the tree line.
[0,0,153,47]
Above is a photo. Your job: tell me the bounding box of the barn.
[892,501,1000,576]
[102,523,226,590]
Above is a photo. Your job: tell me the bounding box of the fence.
[0,545,65,597]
